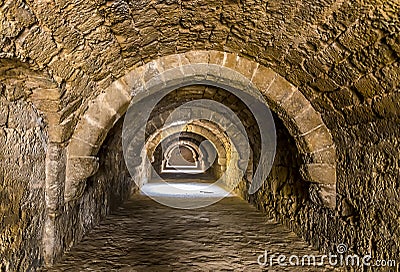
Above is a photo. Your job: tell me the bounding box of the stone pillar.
[43,142,66,266]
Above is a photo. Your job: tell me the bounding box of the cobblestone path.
[46,192,337,271]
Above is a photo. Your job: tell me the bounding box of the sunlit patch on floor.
[140,182,233,198]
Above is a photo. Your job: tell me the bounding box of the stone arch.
[151,132,219,176]
[65,50,336,208]
[164,141,200,162]
[145,122,230,177]
[162,142,199,171]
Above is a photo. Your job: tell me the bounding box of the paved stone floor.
[46,185,337,271]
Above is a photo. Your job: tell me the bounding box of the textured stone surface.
[48,118,136,264]
[45,194,337,272]
[0,80,46,271]
[67,56,335,207]
[0,0,399,270]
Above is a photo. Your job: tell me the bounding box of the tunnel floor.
[46,182,337,272]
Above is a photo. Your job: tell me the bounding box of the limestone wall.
[0,0,399,270]
[0,83,47,271]
[50,118,134,263]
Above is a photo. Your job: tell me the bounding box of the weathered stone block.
[327,88,359,109]
[311,76,338,92]
[298,126,334,153]
[338,23,379,51]
[293,106,324,135]
[316,184,336,209]
[102,81,131,116]
[354,74,382,98]
[234,56,258,80]
[281,90,312,118]
[300,163,336,185]
[372,93,400,118]
[65,156,99,200]
[251,65,276,92]
[208,51,225,66]
[183,50,209,64]
[86,98,119,130]
[157,54,181,71]
[70,118,107,154]
[180,63,207,82]
[303,146,337,164]
[0,101,8,126]
[67,137,97,157]
[217,67,249,91]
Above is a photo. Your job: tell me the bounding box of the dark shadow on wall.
[235,113,337,250]
[56,117,136,262]
[86,117,135,210]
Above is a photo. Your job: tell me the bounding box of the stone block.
[281,90,312,118]
[144,74,167,94]
[327,88,359,109]
[338,23,379,51]
[222,52,238,70]
[67,137,97,157]
[71,118,108,154]
[30,88,60,101]
[234,56,258,79]
[183,50,209,64]
[251,65,276,92]
[102,81,131,116]
[263,74,296,108]
[300,163,336,185]
[298,126,334,153]
[65,156,99,183]
[31,99,59,113]
[85,98,119,130]
[157,54,181,71]
[354,74,382,98]
[372,92,400,118]
[143,61,162,83]
[205,64,222,83]
[293,106,324,135]
[161,67,186,89]
[303,146,337,164]
[0,101,8,126]
[208,51,225,66]
[311,76,338,92]
[217,67,249,91]
[312,183,336,209]
[180,63,208,82]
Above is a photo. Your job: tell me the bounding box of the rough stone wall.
[51,118,134,262]
[236,112,400,262]
[0,82,47,271]
[235,114,334,247]
[0,0,399,269]
[1,0,397,119]
[332,115,400,260]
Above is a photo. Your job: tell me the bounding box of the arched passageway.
[0,0,400,272]
[1,0,399,266]
[38,51,341,270]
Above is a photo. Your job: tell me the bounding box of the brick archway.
[65,50,336,208]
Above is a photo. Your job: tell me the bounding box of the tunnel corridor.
[39,76,335,270]
[1,1,400,269]
[45,189,333,272]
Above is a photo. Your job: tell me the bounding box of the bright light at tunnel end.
[122,64,277,209]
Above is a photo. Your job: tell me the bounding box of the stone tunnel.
[0,0,399,271]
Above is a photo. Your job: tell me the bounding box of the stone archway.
[65,50,336,208]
